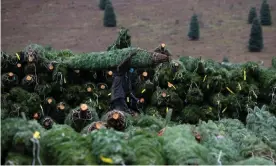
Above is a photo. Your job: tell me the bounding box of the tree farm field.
[1,0,276,66]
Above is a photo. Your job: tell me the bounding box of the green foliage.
[62,85,86,107]
[90,128,135,164]
[153,60,185,88]
[260,0,272,26]
[246,106,276,151]
[151,87,184,113]
[34,83,52,97]
[272,57,276,69]
[234,157,275,165]
[179,56,200,72]
[107,27,131,51]
[222,56,229,63]
[248,7,257,24]
[98,0,107,10]
[66,48,154,70]
[65,105,99,132]
[217,118,275,159]
[162,125,211,165]
[186,87,204,104]
[259,68,276,90]
[241,61,261,81]
[52,63,68,87]
[56,49,75,59]
[197,120,244,164]
[188,14,200,40]
[104,0,116,27]
[248,18,263,52]
[131,114,165,132]
[1,118,45,156]
[127,129,166,165]
[258,69,276,111]
[180,105,216,124]
[4,152,32,165]
[40,124,97,165]
[145,106,162,118]
[5,87,41,119]
[196,118,276,164]
[2,42,276,165]
[135,80,155,106]
[23,44,58,62]
[1,51,9,69]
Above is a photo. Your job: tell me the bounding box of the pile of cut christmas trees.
[1,28,276,165]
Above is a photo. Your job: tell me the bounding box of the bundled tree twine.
[30,137,42,166]
[217,150,222,166]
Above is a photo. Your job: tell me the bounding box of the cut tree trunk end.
[87,87,92,92]
[25,75,33,81]
[106,110,126,131]
[88,121,106,132]
[47,98,53,104]
[17,63,22,68]
[162,92,167,98]
[80,104,88,111]
[33,112,41,120]
[8,72,14,78]
[42,117,54,129]
[57,102,65,111]
[142,71,148,77]
[48,64,54,71]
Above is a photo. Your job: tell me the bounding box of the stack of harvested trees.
[1,28,276,165]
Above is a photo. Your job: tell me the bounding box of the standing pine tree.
[248,7,257,24]
[98,0,107,10]
[188,14,200,40]
[260,0,272,26]
[103,0,117,27]
[248,18,263,52]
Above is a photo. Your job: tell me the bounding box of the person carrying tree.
[110,51,143,115]
[154,43,173,57]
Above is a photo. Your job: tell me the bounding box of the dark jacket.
[111,71,126,102]
[111,70,139,103]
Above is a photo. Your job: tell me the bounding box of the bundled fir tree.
[248,18,263,52]
[90,128,135,165]
[66,47,169,70]
[248,7,257,24]
[98,0,107,10]
[103,0,117,27]
[107,27,131,51]
[272,57,276,69]
[40,125,97,165]
[260,0,272,26]
[127,129,166,165]
[188,14,200,40]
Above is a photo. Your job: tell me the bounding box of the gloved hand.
[136,98,144,110]
[139,98,145,104]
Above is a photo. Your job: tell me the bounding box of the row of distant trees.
[248,0,272,52]
[188,0,272,52]
[99,0,272,52]
[99,0,116,27]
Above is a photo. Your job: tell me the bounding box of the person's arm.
[129,92,139,103]
[117,51,137,72]
[165,49,173,56]
[117,58,131,73]
[153,46,160,52]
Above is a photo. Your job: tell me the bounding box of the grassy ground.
[1,0,276,66]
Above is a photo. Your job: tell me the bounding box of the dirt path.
[2,0,276,66]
